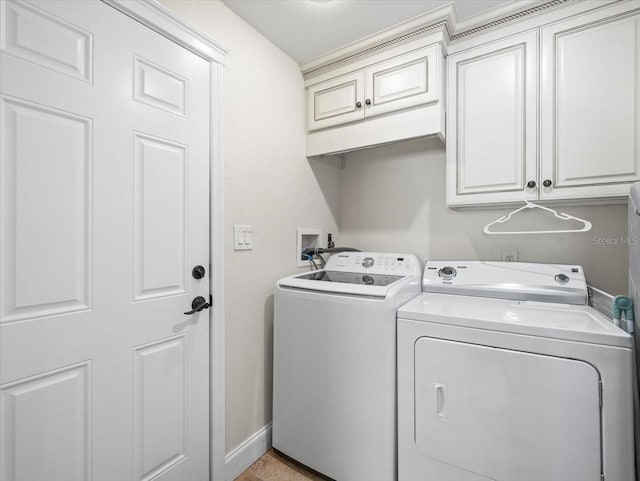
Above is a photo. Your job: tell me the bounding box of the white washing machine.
[273,252,422,481]
[398,261,634,481]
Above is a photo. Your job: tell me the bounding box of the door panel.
[1,362,91,481]
[541,9,640,200]
[1,96,91,323]
[0,0,92,82]
[415,337,601,481]
[0,1,210,480]
[133,336,187,480]
[133,55,188,117]
[307,71,364,131]
[133,133,188,301]
[446,32,538,206]
[365,44,440,118]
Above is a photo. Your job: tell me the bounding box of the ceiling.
[221,0,512,65]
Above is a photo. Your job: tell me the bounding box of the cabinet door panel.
[446,32,538,206]
[307,71,364,131]
[365,44,440,118]
[541,8,640,200]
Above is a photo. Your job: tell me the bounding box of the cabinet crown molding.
[300,0,569,81]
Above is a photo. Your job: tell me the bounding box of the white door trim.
[100,1,227,479]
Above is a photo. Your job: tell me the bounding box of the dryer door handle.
[434,383,447,419]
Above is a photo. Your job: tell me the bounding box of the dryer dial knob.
[439,266,457,280]
[362,257,374,268]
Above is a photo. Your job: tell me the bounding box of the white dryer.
[273,252,422,481]
[397,261,634,481]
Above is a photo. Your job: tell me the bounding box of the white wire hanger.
[483,188,593,235]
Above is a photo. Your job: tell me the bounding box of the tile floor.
[234,449,329,481]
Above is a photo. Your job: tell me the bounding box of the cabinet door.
[446,31,538,206]
[364,44,441,119]
[540,7,640,201]
[307,71,364,131]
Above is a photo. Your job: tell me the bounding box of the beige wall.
[159,0,340,454]
[338,137,629,294]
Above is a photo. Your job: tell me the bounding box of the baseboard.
[225,423,272,481]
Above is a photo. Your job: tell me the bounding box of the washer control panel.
[325,252,421,275]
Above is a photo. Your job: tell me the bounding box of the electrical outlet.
[502,250,518,262]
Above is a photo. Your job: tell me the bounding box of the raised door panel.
[307,71,364,131]
[0,96,92,323]
[541,7,640,200]
[365,44,440,118]
[414,338,601,481]
[0,0,92,82]
[1,362,91,481]
[133,132,187,302]
[133,336,187,481]
[446,32,538,206]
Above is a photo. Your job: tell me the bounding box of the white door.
[414,338,601,481]
[364,44,440,119]
[307,71,365,131]
[0,1,210,480]
[540,6,640,201]
[446,31,538,206]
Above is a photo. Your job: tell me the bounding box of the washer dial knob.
[438,266,457,280]
[555,273,569,284]
[362,257,374,268]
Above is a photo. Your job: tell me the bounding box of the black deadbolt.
[192,265,206,279]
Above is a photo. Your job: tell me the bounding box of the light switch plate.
[234,224,253,250]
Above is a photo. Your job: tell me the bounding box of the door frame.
[101,1,228,479]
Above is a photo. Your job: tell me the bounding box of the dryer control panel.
[422,261,588,305]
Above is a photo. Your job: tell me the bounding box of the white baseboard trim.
[225,423,272,481]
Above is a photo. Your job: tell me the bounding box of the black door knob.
[192,265,206,279]
[527,180,536,188]
[543,179,552,187]
[184,296,210,315]
[356,101,362,108]
[365,99,371,105]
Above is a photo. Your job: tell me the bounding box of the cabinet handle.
[365,99,371,105]
[543,179,552,188]
[355,101,362,108]
[527,180,536,188]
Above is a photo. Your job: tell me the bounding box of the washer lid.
[278,252,422,297]
[278,270,409,297]
[398,293,631,348]
[423,261,588,305]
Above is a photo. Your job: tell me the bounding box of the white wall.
[339,137,629,294]
[159,0,341,454]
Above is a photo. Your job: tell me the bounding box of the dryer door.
[415,338,601,481]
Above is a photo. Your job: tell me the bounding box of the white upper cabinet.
[446,31,538,206]
[540,6,640,201]
[307,71,364,131]
[364,45,439,119]
[304,40,445,156]
[447,1,640,207]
